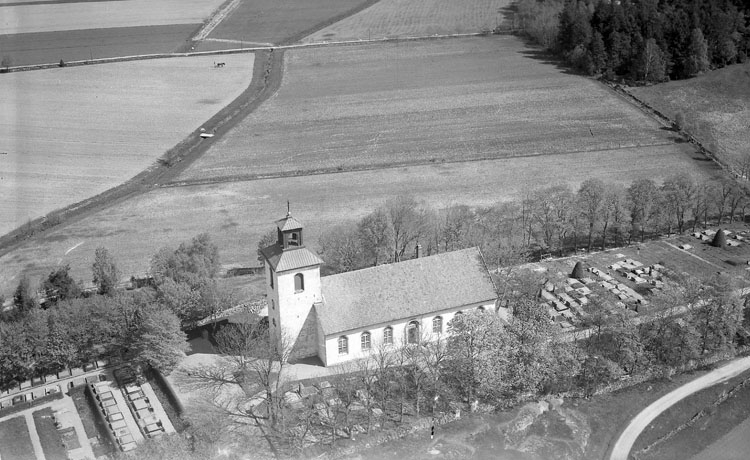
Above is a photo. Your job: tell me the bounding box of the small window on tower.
[272,318,276,327]
[289,232,299,246]
[270,269,274,289]
[294,273,304,292]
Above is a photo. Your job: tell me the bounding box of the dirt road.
[609,356,750,460]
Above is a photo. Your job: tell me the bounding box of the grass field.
[0,416,36,460]
[0,0,225,35]
[632,369,750,460]
[179,37,690,183]
[690,415,750,460]
[195,0,373,50]
[33,407,67,460]
[630,62,750,171]
[301,0,512,43]
[0,24,200,67]
[0,53,254,236]
[0,143,722,296]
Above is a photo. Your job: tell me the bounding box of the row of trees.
[0,234,234,391]
[514,0,750,81]
[316,174,749,274]
[177,267,748,457]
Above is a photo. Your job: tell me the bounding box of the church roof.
[276,214,304,232]
[317,247,497,336]
[261,244,323,272]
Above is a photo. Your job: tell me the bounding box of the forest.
[514,0,750,81]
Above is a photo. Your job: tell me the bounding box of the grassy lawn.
[630,62,750,170]
[632,368,750,460]
[69,386,112,457]
[33,407,68,460]
[0,416,37,460]
[0,141,723,300]
[574,369,715,460]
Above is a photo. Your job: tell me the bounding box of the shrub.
[571,261,585,279]
[712,229,727,248]
[674,112,686,131]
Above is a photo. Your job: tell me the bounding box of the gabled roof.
[276,214,303,232]
[261,244,323,273]
[317,247,497,336]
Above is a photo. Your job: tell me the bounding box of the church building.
[261,211,504,366]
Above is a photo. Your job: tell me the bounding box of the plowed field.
[179,36,684,183]
[195,0,373,50]
[0,0,225,35]
[0,53,254,236]
[301,0,512,43]
[0,24,199,67]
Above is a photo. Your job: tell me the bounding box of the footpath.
[609,355,750,460]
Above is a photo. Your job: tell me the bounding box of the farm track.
[0,30,515,258]
[0,29,714,259]
[162,141,677,189]
[0,47,280,258]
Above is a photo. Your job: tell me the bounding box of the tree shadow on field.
[514,36,582,76]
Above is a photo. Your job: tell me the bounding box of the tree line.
[315,174,749,275]
[0,234,235,391]
[514,0,750,81]
[175,267,749,458]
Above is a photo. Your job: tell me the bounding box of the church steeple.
[275,205,304,249]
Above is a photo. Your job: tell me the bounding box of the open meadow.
[194,0,373,50]
[300,0,512,43]
[630,62,750,172]
[179,36,688,183]
[0,144,721,297]
[0,53,254,236]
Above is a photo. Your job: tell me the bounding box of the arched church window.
[361,332,371,351]
[338,336,348,355]
[294,273,304,292]
[406,320,420,345]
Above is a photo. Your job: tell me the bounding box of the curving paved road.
[610,355,750,460]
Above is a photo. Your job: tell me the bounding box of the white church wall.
[275,265,321,354]
[322,301,497,366]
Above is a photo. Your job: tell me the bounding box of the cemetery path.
[662,241,724,271]
[609,355,750,460]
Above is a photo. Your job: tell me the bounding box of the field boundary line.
[193,0,243,41]
[598,79,736,176]
[0,48,284,258]
[660,241,725,271]
[0,32,508,74]
[162,141,677,189]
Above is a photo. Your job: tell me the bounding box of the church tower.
[260,209,323,361]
